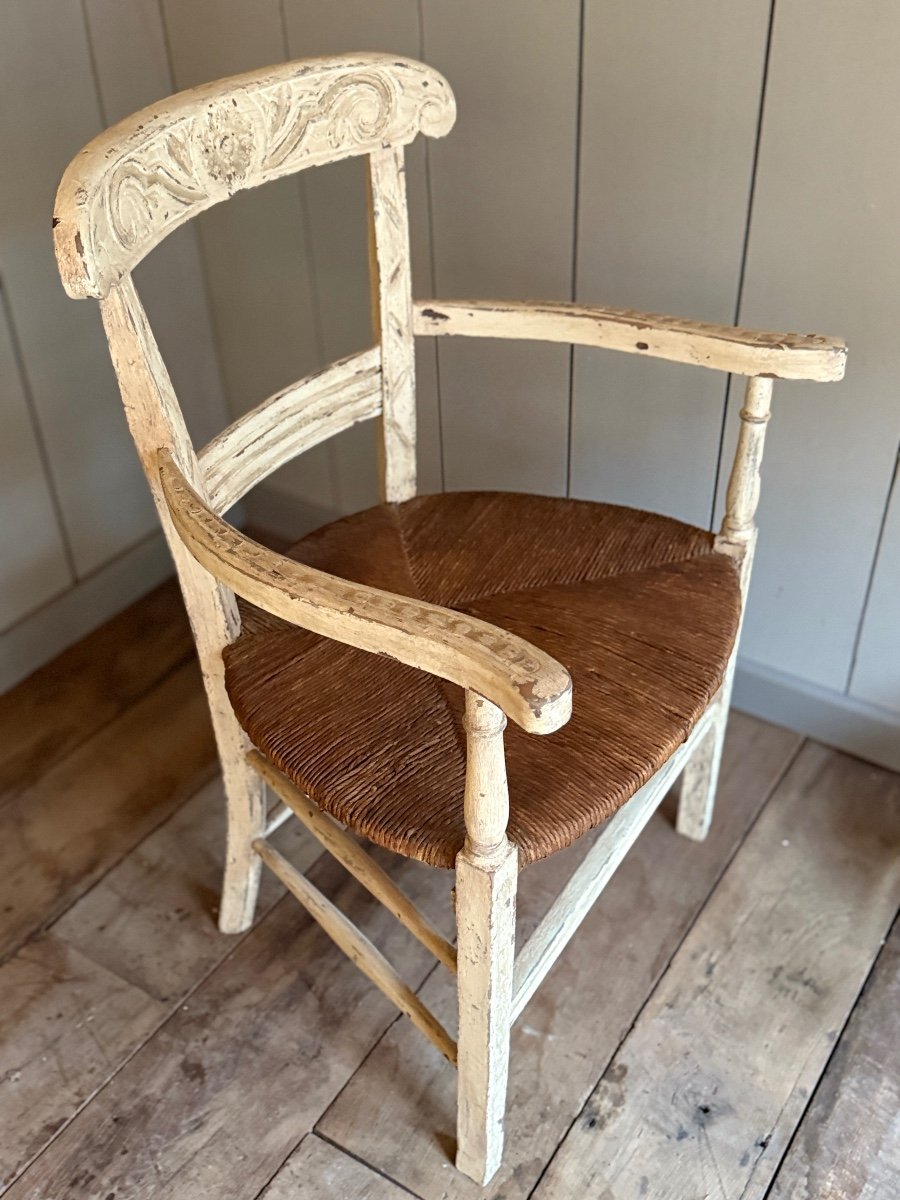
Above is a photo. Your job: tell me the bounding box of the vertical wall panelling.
[83,0,229,450]
[848,449,900,714]
[719,1,900,690]
[422,1,581,495]
[160,0,337,527]
[0,290,72,628]
[281,0,443,502]
[571,0,772,527]
[0,1,158,574]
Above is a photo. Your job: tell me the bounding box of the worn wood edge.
[199,345,382,513]
[157,449,572,733]
[254,838,457,1064]
[54,54,456,299]
[248,750,457,972]
[413,299,847,381]
[512,706,716,1021]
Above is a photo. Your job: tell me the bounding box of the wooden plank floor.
[1,584,897,1198]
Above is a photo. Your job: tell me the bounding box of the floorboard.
[257,1135,414,1200]
[0,934,165,1190]
[2,851,453,1200]
[768,920,900,1200]
[0,581,189,804]
[2,583,897,1200]
[51,777,319,1003]
[0,659,216,962]
[531,744,900,1200]
[316,714,803,1199]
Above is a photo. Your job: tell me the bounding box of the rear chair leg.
[218,750,267,933]
[677,697,729,842]
[455,840,518,1184]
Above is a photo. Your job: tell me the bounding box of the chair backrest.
[53,53,456,722]
[54,53,455,501]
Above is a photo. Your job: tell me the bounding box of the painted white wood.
[850,452,900,715]
[248,750,457,973]
[0,293,71,628]
[159,0,335,516]
[718,0,900,690]
[414,301,843,381]
[282,1,444,498]
[369,146,418,502]
[254,838,457,1064]
[199,347,382,513]
[83,0,229,450]
[513,706,716,1022]
[422,0,581,494]
[0,1,156,574]
[571,0,772,526]
[99,277,267,935]
[158,451,573,736]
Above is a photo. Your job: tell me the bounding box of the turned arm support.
[413,299,847,382]
[157,449,572,735]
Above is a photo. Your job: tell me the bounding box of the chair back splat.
[54,52,846,1188]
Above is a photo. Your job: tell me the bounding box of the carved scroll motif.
[56,57,456,297]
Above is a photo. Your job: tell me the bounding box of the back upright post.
[367,145,417,503]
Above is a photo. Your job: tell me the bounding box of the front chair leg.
[455,691,517,1184]
[455,839,518,1184]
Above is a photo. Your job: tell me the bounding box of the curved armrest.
[413,299,847,382]
[157,450,572,734]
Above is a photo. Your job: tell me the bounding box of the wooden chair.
[53,54,846,1185]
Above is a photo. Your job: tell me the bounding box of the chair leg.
[218,751,267,934]
[455,840,518,1185]
[677,699,729,842]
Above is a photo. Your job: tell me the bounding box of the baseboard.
[0,533,174,692]
[734,659,900,773]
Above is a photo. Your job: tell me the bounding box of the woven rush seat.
[224,492,741,868]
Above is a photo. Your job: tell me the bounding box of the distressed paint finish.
[53,48,844,1187]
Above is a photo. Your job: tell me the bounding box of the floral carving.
[57,57,456,296]
[197,101,256,186]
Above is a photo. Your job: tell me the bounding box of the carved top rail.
[54,54,456,299]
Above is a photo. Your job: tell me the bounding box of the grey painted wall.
[1,1,898,771]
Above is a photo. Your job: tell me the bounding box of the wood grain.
[0,658,216,961]
[414,300,845,381]
[317,714,802,1199]
[51,776,320,1003]
[259,1134,411,1200]
[532,743,900,1199]
[3,850,453,1200]
[0,934,165,1191]
[158,450,573,735]
[0,580,190,805]
[769,923,900,1200]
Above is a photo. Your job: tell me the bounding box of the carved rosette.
[62,58,456,297]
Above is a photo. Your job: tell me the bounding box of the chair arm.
[413,299,847,382]
[157,449,572,734]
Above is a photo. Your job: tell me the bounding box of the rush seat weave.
[224,492,742,868]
